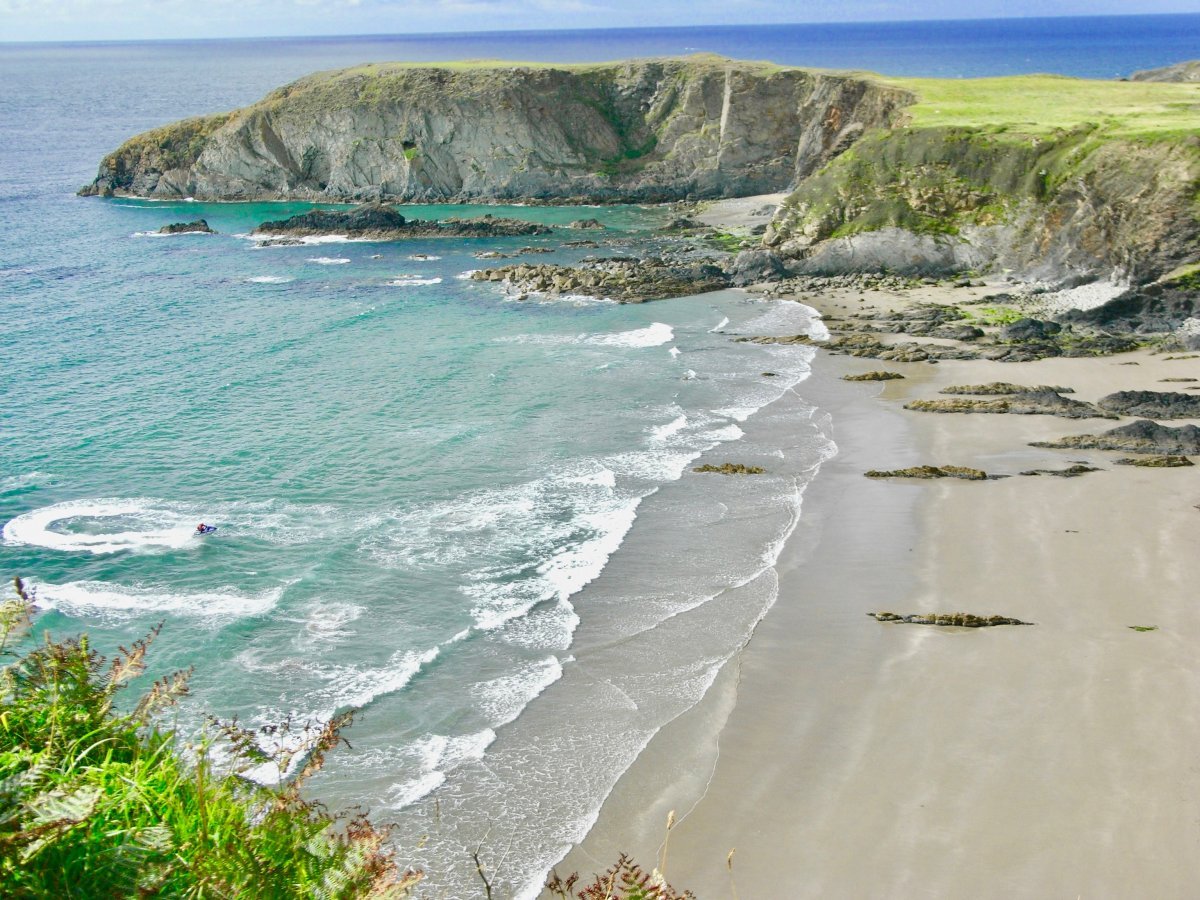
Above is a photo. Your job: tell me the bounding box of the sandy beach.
[554,282,1200,898]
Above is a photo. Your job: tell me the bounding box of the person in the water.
[196,523,207,533]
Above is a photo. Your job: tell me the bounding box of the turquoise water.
[1,191,833,894]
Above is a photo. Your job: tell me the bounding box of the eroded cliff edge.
[83,57,1200,287]
[81,56,911,203]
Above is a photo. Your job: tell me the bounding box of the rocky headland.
[85,56,1200,346]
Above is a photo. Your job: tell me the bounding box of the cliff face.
[81,57,911,203]
[765,127,1200,284]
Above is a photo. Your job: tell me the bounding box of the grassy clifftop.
[886,73,1200,139]
[768,73,1200,282]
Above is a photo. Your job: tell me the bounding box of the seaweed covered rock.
[843,371,905,382]
[906,391,1111,419]
[864,465,988,480]
[1031,419,1200,454]
[942,382,1074,395]
[693,463,766,475]
[1114,455,1194,467]
[868,612,1032,626]
[1096,390,1200,419]
[1019,465,1101,477]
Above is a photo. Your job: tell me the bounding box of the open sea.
[1,14,1196,897]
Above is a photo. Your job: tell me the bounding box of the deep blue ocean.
[1,14,1196,897]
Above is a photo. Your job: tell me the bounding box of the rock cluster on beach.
[1095,390,1200,419]
[470,257,729,303]
[864,465,989,480]
[252,203,552,241]
[843,371,905,382]
[1031,420,1200,455]
[905,390,1114,419]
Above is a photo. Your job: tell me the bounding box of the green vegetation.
[705,230,748,252]
[885,74,1200,140]
[968,306,1025,326]
[1128,625,1159,632]
[0,579,419,899]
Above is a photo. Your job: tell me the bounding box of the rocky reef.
[1095,390,1200,419]
[864,465,988,480]
[693,463,766,475]
[81,56,909,204]
[867,612,1032,627]
[157,219,214,234]
[251,203,552,240]
[470,257,729,303]
[1031,420,1200,455]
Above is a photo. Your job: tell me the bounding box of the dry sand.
[553,286,1200,898]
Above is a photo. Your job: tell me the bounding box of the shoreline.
[552,283,1200,896]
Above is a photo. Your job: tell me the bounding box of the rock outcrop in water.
[157,219,214,234]
[470,257,730,303]
[81,56,910,204]
[251,203,552,240]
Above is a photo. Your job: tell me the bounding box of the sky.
[1,0,1198,43]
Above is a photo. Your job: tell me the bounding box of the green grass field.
[885,74,1200,139]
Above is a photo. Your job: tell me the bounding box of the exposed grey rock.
[82,57,911,203]
[1130,60,1200,82]
[1031,419,1200,454]
[567,218,605,230]
[725,249,787,286]
[1001,318,1061,342]
[942,382,1075,395]
[864,465,988,480]
[252,203,552,239]
[1096,390,1200,419]
[1019,465,1101,477]
[157,219,214,234]
[470,256,729,303]
[906,391,1112,419]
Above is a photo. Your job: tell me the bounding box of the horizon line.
[3,10,1199,48]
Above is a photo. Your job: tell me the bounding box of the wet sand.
[553,289,1200,898]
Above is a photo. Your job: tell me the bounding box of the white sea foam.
[387,276,443,286]
[709,316,730,332]
[385,729,497,810]
[649,413,688,445]
[587,322,673,348]
[473,656,564,727]
[131,229,213,238]
[245,275,294,284]
[408,254,442,261]
[240,646,440,785]
[456,269,480,279]
[307,256,351,265]
[3,498,197,554]
[668,346,681,358]
[30,579,282,624]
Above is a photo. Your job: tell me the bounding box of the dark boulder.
[1001,318,1062,342]
[1097,390,1200,419]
